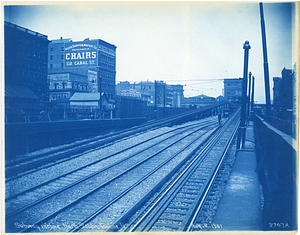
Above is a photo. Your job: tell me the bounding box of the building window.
[61,55,64,60]
[50,55,53,61]
[50,48,53,52]
[62,47,64,51]
[50,64,53,69]
[61,63,64,68]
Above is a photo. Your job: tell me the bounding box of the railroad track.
[5,125,161,181]
[5,117,217,198]
[108,109,240,232]
[5,117,221,233]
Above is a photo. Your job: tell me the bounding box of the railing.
[256,113,293,136]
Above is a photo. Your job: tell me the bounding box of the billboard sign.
[65,41,98,68]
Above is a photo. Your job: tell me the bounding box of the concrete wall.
[5,118,146,158]
[254,114,297,230]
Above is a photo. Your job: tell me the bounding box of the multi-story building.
[48,37,117,102]
[116,81,184,107]
[273,76,281,107]
[134,81,155,104]
[223,78,243,102]
[4,21,50,122]
[171,85,184,108]
[272,68,294,120]
[5,21,50,101]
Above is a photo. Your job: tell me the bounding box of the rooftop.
[4,21,48,40]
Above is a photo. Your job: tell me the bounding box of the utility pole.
[247,72,252,122]
[237,40,251,149]
[259,2,271,116]
[97,67,102,119]
[154,80,157,110]
[251,76,255,112]
[163,83,166,117]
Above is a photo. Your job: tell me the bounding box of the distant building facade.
[273,76,281,107]
[171,85,184,108]
[5,21,50,101]
[134,81,155,105]
[48,72,90,101]
[116,81,184,107]
[273,68,294,120]
[48,37,117,103]
[223,78,242,102]
[4,21,50,122]
[181,94,216,108]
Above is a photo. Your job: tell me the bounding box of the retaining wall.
[5,117,146,158]
[254,114,297,231]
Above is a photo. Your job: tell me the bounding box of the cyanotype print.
[2,2,298,234]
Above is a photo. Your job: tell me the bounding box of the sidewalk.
[213,121,263,230]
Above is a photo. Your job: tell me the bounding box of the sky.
[3,2,295,103]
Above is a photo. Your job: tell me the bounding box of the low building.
[70,92,114,110]
[116,81,132,95]
[181,94,216,108]
[48,72,90,101]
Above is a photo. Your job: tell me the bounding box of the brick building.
[273,68,294,120]
[48,38,117,102]
[223,78,243,102]
[4,21,50,122]
[116,81,184,107]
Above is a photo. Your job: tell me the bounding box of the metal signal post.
[237,40,251,149]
